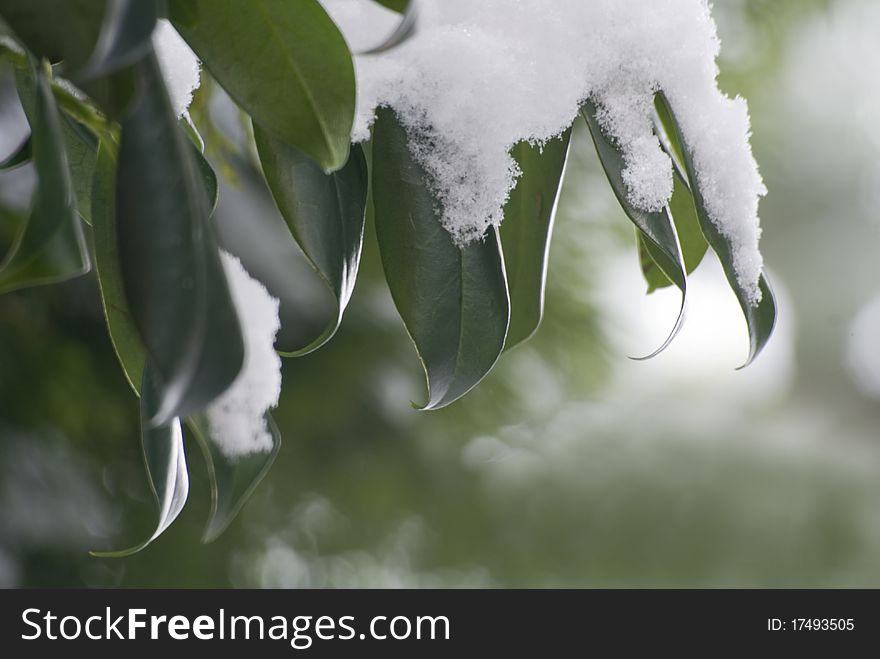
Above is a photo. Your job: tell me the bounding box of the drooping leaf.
[210,152,340,354]
[639,173,707,292]
[372,108,510,409]
[639,97,710,292]
[91,142,145,392]
[187,413,281,543]
[655,92,776,367]
[500,129,571,350]
[360,0,418,55]
[92,364,189,557]
[168,0,355,172]
[0,133,29,170]
[0,0,105,73]
[0,64,90,294]
[582,100,686,359]
[254,126,367,355]
[116,50,243,423]
[81,0,158,78]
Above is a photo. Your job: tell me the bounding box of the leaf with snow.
[500,129,571,350]
[582,101,687,358]
[372,108,509,409]
[335,0,766,303]
[655,92,776,366]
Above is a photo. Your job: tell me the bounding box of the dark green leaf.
[187,413,281,543]
[582,100,686,358]
[639,97,709,292]
[168,0,355,172]
[655,92,776,367]
[639,172,707,292]
[91,142,145,392]
[81,0,158,78]
[500,130,571,350]
[0,133,30,170]
[210,153,339,354]
[117,51,243,423]
[373,0,408,12]
[254,127,367,355]
[0,64,90,293]
[0,0,104,72]
[372,108,509,409]
[92,364,189,557]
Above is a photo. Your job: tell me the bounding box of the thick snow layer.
[207,252,282,459]
[153,19,200,118]
[323,0,765,301]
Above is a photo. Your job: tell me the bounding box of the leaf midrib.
[253,0,337,163]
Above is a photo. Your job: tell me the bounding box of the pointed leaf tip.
[372,109,509,409]
[582,100,688,358]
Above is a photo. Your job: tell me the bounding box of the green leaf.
[0,134,30,170]
[187,413,281,543]
[168,0,355,172]
[500,130,571,350]
[373,0,408,12]
[655,92,776,367]
[92,364,189,557]
[638,173,707,292]
[582,100,686,358]
[116,50,243,423]
[60,112,98,224]
[0,0,105,73]
[254,127,367,355]
[91,135,220,397]
[639,97,710,292]
[372,108,510,409]
[81,0,158,78]
[0,64,90,294]
[91,142,145,393]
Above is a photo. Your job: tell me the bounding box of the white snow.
[152,19,200,118]
[206,252,282,459]
[322,0,765,302]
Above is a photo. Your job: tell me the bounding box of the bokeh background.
[3,0,880,587]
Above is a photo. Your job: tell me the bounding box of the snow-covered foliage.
[206,252,282,459]
[153,19,200,118]
[323,0,765,301]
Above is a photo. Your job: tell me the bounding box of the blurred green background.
[3,0,880,588]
